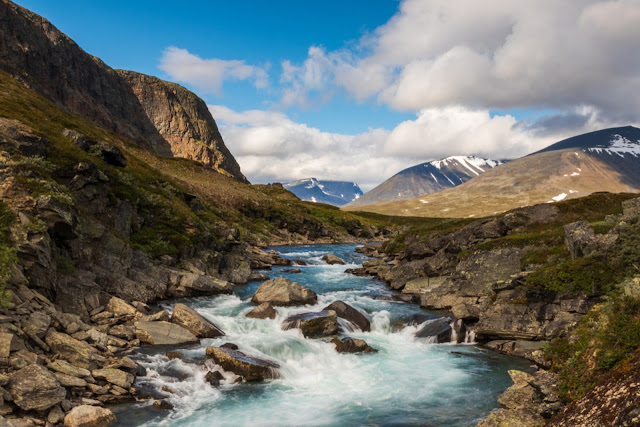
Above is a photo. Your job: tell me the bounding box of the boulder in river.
[205,346,279,381]
[171,303,225,338]
[282,310,338,338]
[415,318,453,343]
[251,277,317,306]
[8,364,66,411]
[134,321,199,346]
[322,254,346,265]
[63,404,116,427]
[330,337,378,353]
[323,301,370,332]
[246,302,277,320]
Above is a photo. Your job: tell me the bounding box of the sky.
[16,0,640,191]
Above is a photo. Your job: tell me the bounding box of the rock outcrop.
[251,277,318,306]
[0,0,246,181]
[134,321,199,346]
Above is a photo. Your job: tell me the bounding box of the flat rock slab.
[251,277,317,306]
[323,301,370,332]
[206,346,279,381]
[282,310,338,338]
[171,303,224,338]
[134,321,199,346]
[45,330,98,369]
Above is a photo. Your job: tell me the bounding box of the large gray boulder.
[282,310,338,338]
[134,321,199,346]
[563,221,597,259]
[8,364,66,411]
[251,277,317,306]
[323,301,370,332]
[171,304,224,338]
[205,346,279,381]
[415,318,453,343]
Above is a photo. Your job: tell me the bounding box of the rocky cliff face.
[117,71,246,182]
[0,0,245,181]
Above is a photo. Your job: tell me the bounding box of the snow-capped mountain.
[347,156,503,207]
[343,126,640,218]
[284,178,364,206]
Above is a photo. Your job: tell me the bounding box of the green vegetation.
[526,256,616,296]
[546,296,640,401]
[0,201,16,307]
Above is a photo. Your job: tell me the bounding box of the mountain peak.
[284,179,363,206]
[534,126,640,156]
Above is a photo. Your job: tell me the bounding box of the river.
[114,243,530,426]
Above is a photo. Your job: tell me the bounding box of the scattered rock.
[140,310,170,322]
[63,404,116,427]
[105,296,137,317]
[134,321,199,346]
[204,371,224,387]
[152,400,174,410]
[8,364,66,411]
[563,221,597,260]
[205,346,279,381]
[322,254,346,265]
[245,303,277,320]
[251,277,317,306]
[330,337,378,353]
[165,352,183,360]
[284,268,302,274]
[323,301,370,332]
[171,304,224,338]
[220,343,239,350]
[282,310,338,338]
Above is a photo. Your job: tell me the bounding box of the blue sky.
[14,0,640,190]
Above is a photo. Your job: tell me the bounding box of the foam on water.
[115,244,530,427]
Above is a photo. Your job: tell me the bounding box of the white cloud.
[159,47,268,96]
[281,0,640,122]
[211,105,626,190]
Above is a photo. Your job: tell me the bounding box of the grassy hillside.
[0,70,383,258]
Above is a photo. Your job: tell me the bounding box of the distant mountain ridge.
[284,178,364,206]
[344,126,640,218]
[348,156,503,207]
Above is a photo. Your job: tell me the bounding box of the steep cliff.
[117,71,246,182]
[0,0,245,181]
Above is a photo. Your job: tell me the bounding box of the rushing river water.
[114,244,530,426]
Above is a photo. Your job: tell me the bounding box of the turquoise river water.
[114,244,530,426]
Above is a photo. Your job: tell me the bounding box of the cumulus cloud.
[210,105,624,190]
[159,47,268,96]
[282,0,640,122]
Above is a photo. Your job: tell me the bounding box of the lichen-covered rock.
[245,303,277,320]
[45,330,98,369]
[205,346,279,381]
[330,337,378,353]
[63,405,116,427]
[323,301,370,332]
[91,368,134,388]
[563,221,596,260]
[134,321,199,346]
[282,311,338,338]
[251,277,317,306]
[171,304,224,338]
[8,364,66,411]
